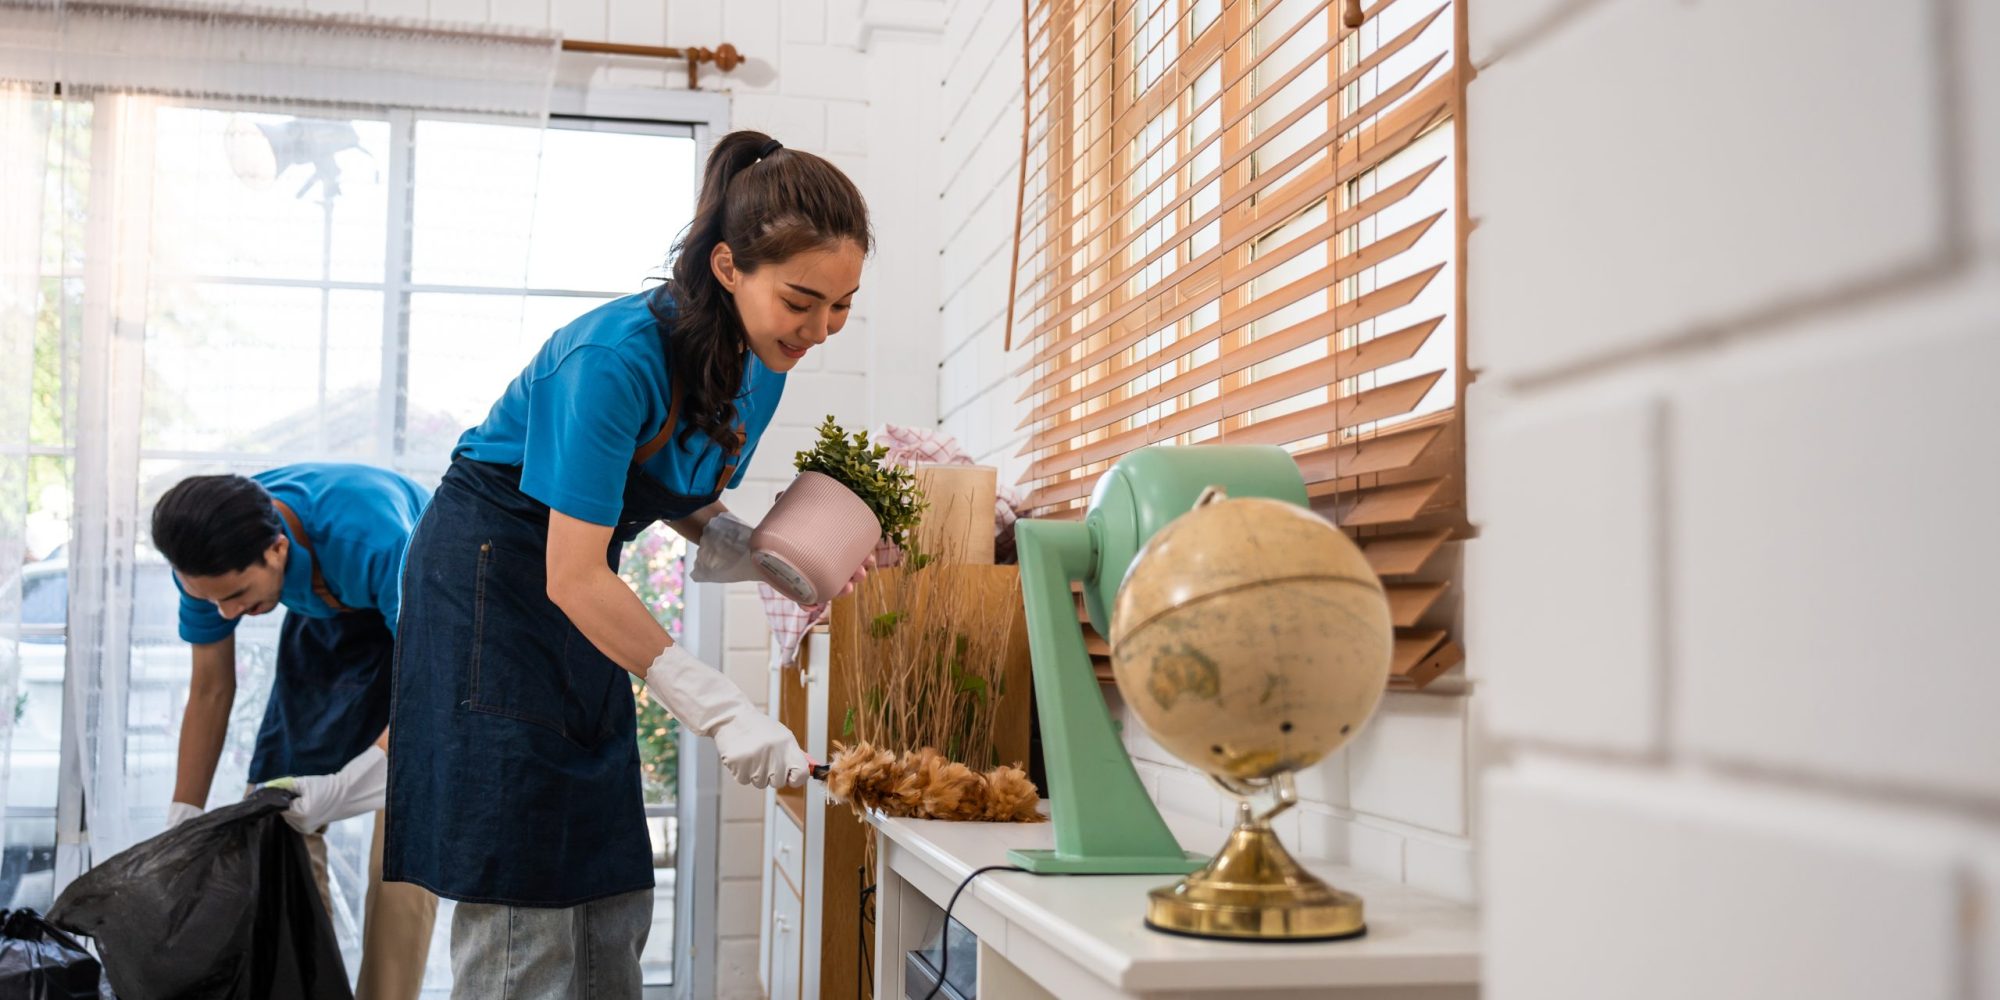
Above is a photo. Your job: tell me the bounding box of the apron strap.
[270,499,351,613]
[633,390,681,467]
[631,380,746,497]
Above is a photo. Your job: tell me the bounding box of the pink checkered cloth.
[759,424,1026,668]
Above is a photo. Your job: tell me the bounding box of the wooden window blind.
[1009,0,1468,691]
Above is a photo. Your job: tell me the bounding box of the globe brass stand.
[1146,773,1366,942]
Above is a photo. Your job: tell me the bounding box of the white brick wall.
[936,0,1031,486]
[1488,761,1968,1000]
[1474,0,2000,995]
[931,0,1481,904]
[1467,382,1664,754]
[1467,0,1955,380]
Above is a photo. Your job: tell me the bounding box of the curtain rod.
[560,40,745,89]
[21,1,745,88]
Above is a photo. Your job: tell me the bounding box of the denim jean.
[449,887,652,999]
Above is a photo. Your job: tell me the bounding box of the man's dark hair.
[151,475,284,577]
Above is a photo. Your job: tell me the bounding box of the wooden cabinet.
[769,869,802,1000]
[760,566,1034,1000]
[760,626,862,1000]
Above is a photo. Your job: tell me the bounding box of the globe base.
[1144,823,1367,942]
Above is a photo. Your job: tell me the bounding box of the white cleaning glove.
[166,801,203,830]
[263,745,388,834]
[645,644,806,789]
[689,512,762,584]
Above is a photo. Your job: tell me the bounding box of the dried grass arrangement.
[824,556,1043,823]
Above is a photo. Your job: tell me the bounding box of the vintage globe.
[1110,495,1393,784]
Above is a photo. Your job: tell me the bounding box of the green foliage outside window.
[619,526,684,804]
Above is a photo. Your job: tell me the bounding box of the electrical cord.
[920,864,1025,1000]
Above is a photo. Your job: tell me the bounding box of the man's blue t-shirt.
[454,290,786,526]
[174,463,431,644]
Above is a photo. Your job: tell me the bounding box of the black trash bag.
[47,788,351,1000]
[0,907,105,1000]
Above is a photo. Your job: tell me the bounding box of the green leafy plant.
[794,416,928,555]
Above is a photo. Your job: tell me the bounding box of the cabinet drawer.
[773,804,804,893]
[770,879,802,1000]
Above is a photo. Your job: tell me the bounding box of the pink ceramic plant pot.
[750,471,883,605]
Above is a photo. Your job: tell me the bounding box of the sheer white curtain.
[0,78,56,923]
[0,0,557,974]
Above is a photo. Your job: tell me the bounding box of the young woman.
[384,130,871,996]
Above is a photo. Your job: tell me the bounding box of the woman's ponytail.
[657,130,871,452]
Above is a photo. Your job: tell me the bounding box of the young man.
[153,464,435,1000]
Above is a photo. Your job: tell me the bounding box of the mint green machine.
[1006,445,1311,875]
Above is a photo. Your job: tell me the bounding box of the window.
[19,95,699,991]
[1010,0,1468,689]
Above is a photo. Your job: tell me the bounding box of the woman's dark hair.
[152,475,284,577]
[656,130,872,451]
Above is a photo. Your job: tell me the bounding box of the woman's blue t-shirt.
[454,291,786,526]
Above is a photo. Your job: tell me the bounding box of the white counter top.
[870,808,1480,998]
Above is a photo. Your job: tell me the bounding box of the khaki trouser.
[303,810,440,1000]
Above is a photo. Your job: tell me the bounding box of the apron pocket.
[467,537,620,750]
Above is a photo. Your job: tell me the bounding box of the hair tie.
[756,138,784,160]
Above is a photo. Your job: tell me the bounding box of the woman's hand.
[646,645,807,788]
[688,511,761,583]
[834,552,878,599]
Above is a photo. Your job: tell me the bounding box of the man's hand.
[262,746,387,834]
[166,801,203,830]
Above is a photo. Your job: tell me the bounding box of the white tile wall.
[770,370,872,432]
[717,874,763,937]
[717,938,763,999]
[1474,0,2000,995]
[663,0,721,40]
[1346,819,1407,883]
[1295,805,1350,862]
[487,0,548,29]
[779,43,868,102]
[1485,763,1966,1000]
[366,0,427,18]
[781,0,826,44]
[427,0,488,22]
[824,100,866,155]
[1347,693,1469,836]
[1467,0,1952,380]
[1290,750,1349,808]
[1403,834,1475,902]
[721,818,764,878]
[1467,383,1664,754]
[550,0,605,39]
[1672,298,2000,802]
[1157,766,1228,828]
[723,0,782,77]
[730,93,828,151]
[1464,0,1574,67]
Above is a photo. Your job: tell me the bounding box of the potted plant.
[750,417,927,605]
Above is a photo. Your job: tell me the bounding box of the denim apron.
[385,361,742,907]
[248,502,394,783]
